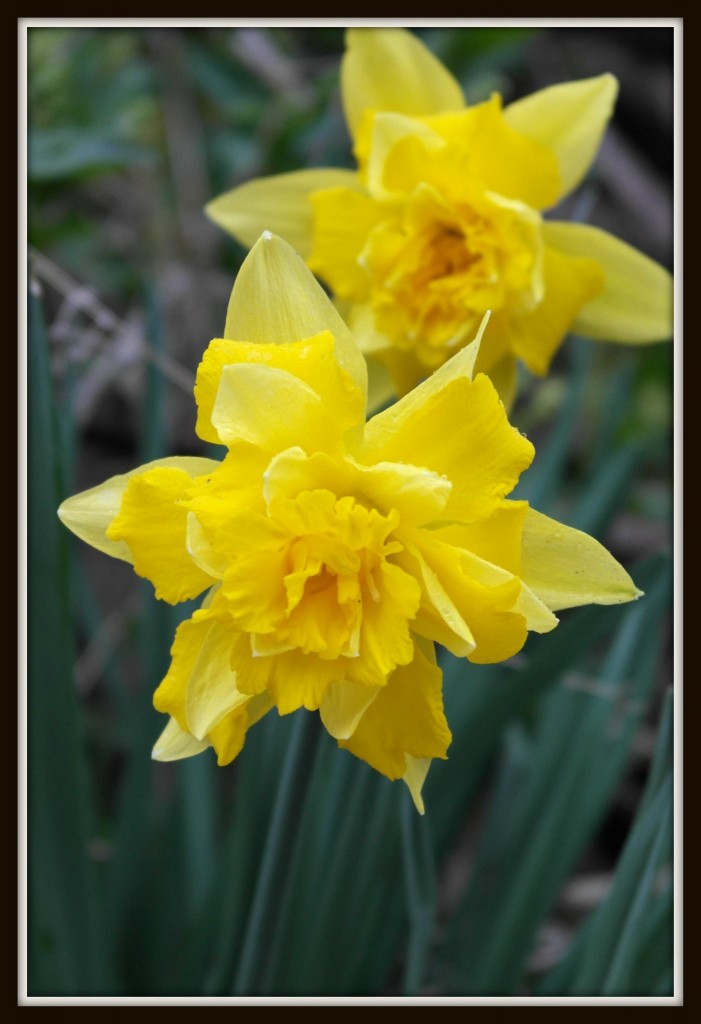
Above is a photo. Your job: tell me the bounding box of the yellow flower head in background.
[59,234,641,812]
[207,28,672,404]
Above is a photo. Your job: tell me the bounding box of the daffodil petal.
[346,301,392,356]
[544,222,673,343]
[207,711,248,767]
[57,456,219,563]
[361,312,488,453]
[185,620,249,740]
[401,544,475,658]
[364,371,534,523]
[233,641,342,715]
[208,693,274,766]
[521,508,643,610]
[261,447,349,507]
[339,640,451,780]
[433,500,527,576]
[262,446,451,527]
[341,28,464,142]
[308,187,386,299]
[514,582,559,634]
[152,717,210,762]
[504,74,618,200]
[205,168,363,255]
[210,363,339,454]
[186,511,227,579]
[355,460,452,525]
[320,680,381,740]
[365,111,444,199]
[224,233,367,403]
[105,467,218,604]
[153,609,213,728]
[183,446,270,543]
[411,533,528,664]
[218,513,288,635]
[482,244,604,376]
[351,562,421,687]
[426,96,562,210]
[402,755,431,815]
[195,333,364,445]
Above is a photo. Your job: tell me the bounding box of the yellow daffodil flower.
[207,28,673,405]
[58,234,641,812]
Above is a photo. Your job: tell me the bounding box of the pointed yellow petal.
[57,456,219,563]
[403,755,431,815]
[185,620,249,740]
[514,583,559,634]
[205,168,363,255]
[339,641,451,780]
[153,609,213,728]
[106,466,216,604]
[320,680,381,740]
[360,312,488,453]
[224,232,367,403]
[363,371,534,524]
[207,711,248,767]
[152,717,210,762]
[504,74,618,200]
[544,222,673,343]
[341,28,464,142]
[208,692,274,766]
[521,508,643,610]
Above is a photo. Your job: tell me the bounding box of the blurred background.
[27,25,674,998]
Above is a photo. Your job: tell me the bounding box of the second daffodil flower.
[59,234,641,812]
[207,28,673,404]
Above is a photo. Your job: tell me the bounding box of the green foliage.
[28,272,108,994]
[537,693,673,996]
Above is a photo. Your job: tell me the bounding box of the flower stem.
[232,710,320,995]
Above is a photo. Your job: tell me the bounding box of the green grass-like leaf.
[438,561,670,995]
[28,277,108,994]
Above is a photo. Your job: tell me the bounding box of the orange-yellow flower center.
[220,490,416,669]
[359,185,542,367]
